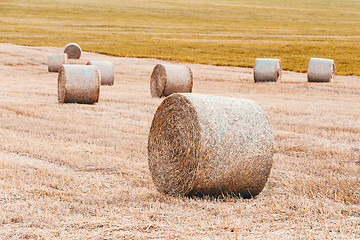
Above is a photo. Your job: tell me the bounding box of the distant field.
[1,0,360,75]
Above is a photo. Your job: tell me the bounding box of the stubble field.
[0,43,359,239]
[1,0,360,239]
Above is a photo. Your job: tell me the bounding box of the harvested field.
[0,43,359,239]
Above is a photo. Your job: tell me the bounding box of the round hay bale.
[254,58,282,82]
[87,61,114,85]
[307,58,335,82]
[148,93,274,198]
[58,65,100,104]
[63,43,82,59]
[150,64,193,98]
[48,53,68,72]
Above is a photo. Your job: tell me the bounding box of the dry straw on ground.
[150,64,193,98]
[307,57,335,82]
[148,93,274,198]
[58,64,100,104]
[48,53,68,72]
[63,43,82,59]
[254,58,282,82]
[87,61,114,85]
[1,44,359,239]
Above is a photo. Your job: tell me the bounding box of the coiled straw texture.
[150,64,193,98]
[148,93,274,198]
[64,43,82,59]
[58,65,100,104]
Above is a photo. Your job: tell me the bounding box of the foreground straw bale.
[87,61,114,85]
[63,43,82,59]
[148,93,274,198]
[307,58,335,82]
[150,64,193,98]
[48,53,68,72]
[254,58,282,82]
[58,65,100,104]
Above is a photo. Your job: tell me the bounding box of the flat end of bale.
[150,64,167,98]
[148,93,201,196]
[57,65,67,103]
[64,43,82,59]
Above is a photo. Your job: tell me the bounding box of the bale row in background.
[148,93,274,198]
[150,64,193,98]
[58,65,100,104]
[253,58,335,83]
[49,43,115,104]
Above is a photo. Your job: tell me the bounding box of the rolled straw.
[63,43,82,59]
[48,53,68,72]
[148,93,274,198]
[307,58,335,82]
[87,61,114,85]
[58,65,100,104]
[150,64,193,98]
[254,58,282,82]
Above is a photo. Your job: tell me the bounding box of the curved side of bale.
[87,61,114,85]
[150,64,193,98]
[58,65,100,104]
[148,93,274,198]
[48,54,68,72]
[254,58,282,82]
[64,43,82,59]
[307,58,335,82]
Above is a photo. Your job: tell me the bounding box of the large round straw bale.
[307,58,335,82]
[58,65,100,104]
[48,53,68,72]
[87,61,114,85]
[63,43,82,59]
[150,64,193,98]
[254,58,282,82]
[148,93,274,198]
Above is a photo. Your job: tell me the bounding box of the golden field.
[1,0,360,75]
[0,43,359,239]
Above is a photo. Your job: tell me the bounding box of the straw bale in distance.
[87,61,114,85]
[58,65,100,104]
[63,43,82,59]
[48,53,68,72]
[307,58,335,82]
[150,64,193,98]
[254,58,282,82]
[148,93,274,198]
